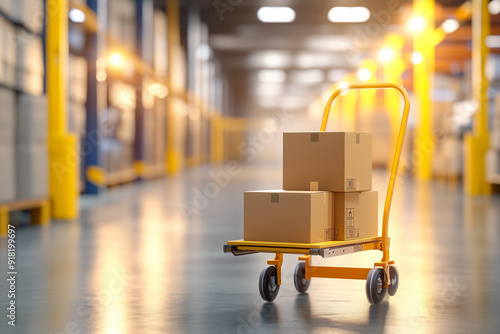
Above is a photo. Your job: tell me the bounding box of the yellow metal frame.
[226,83,410,287]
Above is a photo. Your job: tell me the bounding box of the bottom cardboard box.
[334,191,378,241]
[244,190,333,243]
[16,143,49,200]
[0,144,16,202]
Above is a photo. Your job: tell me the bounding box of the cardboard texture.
[244,190,334,243]
[15,31,44,94]
[16,93,47,144]
[283,132,372,192]
[0,18,16,87]
[0,87,15,144]
[16,143,48,199]
[486,149,500,176]
[0,144,16,202]
[491,130,500,150]
[333,191,378,241]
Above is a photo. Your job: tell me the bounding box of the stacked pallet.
[244,132,378,243]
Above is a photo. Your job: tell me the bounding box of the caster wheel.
[366,268,386,305]
[259,266,280,302]
[388,266,399,296]
[294,262,310,293]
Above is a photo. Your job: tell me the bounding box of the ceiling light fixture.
[69,8,85,23]
[328,7,370,23]
[357,68,372,82]
[378,48,394,62]
[408,16,425,32]
[489,0,500,15]
[257,7,296,23]
[441,18,459,34]
[411,51,423,65]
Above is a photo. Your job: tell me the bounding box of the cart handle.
[320,82,410,262]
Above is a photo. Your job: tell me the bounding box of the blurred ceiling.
[156,0,487,116]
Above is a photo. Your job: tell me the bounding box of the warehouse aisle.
[1,162,500,334]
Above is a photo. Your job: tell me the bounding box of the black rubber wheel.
[294,262,310,293]
[388,266,399,296]
[366,268,386,305]
[259,266,280,302]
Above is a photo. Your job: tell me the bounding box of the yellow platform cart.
[224,83,410,305]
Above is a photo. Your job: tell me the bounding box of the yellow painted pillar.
[46,0,78,219]
[464,0,491,195]
[210,116,224,163]
[382,34,405,169]
[340,74,357,131]
[358,59,377,115]
[166,0,183,174]
[413,0,435,180]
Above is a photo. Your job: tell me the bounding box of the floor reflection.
[0,164,499,334]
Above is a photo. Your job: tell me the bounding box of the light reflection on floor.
[0,161,499,334]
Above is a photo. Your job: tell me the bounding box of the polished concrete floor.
[1,161,500,334]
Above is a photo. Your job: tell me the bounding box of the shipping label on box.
[283,132,372,192]
[333,191,378,241]
[244,190,333,244]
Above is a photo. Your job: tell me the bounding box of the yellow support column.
[464,0,491,195]
[46,0,78,219]
[358,59,377,115]
[339,74,357,131]
[166,0,183,174]
[413,0,435,180]
[382,34,405,170]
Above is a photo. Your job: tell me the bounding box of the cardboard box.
[333,191,378,241]
[244,190,333,243]
[12,0,44,34]
[0,144,16,202]
[486,149,500,176]
[283,132,372,192]
[0,87,15,144]
[16,93,47,144]
[16,143,48,199]
[491,130,500,150]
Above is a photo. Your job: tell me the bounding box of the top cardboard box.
[283,132,372,192]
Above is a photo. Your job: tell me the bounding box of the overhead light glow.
[338,81,349,90]
[486,35,500,48]
[257,7,296,23]
[109,52,123,68]
[197,44,213,60]
[357,68,372,82]
[408,16,425,32]
[328,7,370,23]
[441,18,459,34]
[96,71,107,82]
[257,69,286,83]
[69,8,85,23]
[489,0,500,15]
[378,48,394,62]
[411,51,423,65]
[148,83,168,98]
[251,51,292,68]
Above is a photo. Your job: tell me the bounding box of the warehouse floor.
[1,161,500,334]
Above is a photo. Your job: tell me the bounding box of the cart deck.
[224,236,384,257]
